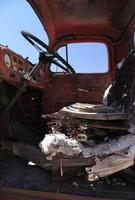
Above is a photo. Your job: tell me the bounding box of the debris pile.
[39,131,83,160]
[40,126,135,180]
[1,50,135,187]
[40,50,135,181]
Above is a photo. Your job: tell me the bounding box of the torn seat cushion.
[107,51,135,112]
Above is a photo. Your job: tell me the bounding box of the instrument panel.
[0,44,44,89]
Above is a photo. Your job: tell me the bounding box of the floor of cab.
[0,151,135,199]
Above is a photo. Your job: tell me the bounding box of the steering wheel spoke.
[21,31,75,73]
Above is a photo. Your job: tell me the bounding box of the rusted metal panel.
[27,0,135,46]
[43,73,112,114]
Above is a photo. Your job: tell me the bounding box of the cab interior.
[0,0,135,199]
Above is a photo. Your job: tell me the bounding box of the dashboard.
[0,44,44,90]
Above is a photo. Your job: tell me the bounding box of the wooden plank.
[12,142,95,171]
[1,134,135,179]
[12,142,52,170]
[0,187,120,200]
[87,124,128,131]
[0,141,95,171]
[70,103,116,113]
[61,106,126,120]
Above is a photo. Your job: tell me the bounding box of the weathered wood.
[0,141,95,171]
[70,103,116,113]
[12,142,52,170]
[87,124,128,131]
[91,153,134,178]
[0,187,117,200]
[61,106,126,120]
[13,142,95,171]
[83,134,135,179]
[44,112,127,134]
[1,133,135,179]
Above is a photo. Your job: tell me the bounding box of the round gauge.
[4,53,12,68]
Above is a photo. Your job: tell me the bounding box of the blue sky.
[0,0,48,63]
[0,0,108,73]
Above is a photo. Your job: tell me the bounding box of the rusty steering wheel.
[21,31,75,73]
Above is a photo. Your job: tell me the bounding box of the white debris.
[85,167,99,181]
[82,133,135,157]
[40,130,135,179]
[128,143,135,155]
[102,84,112,105]
[39,132,83,158]
[28,161,36,166]
[45,155,53,161]
[102,59,125,106]
[117,58,125,69]
[128,124,135,134]
[72,181,79,187]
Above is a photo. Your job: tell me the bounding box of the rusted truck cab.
[0,0,135,199]
[28,0,134,115]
